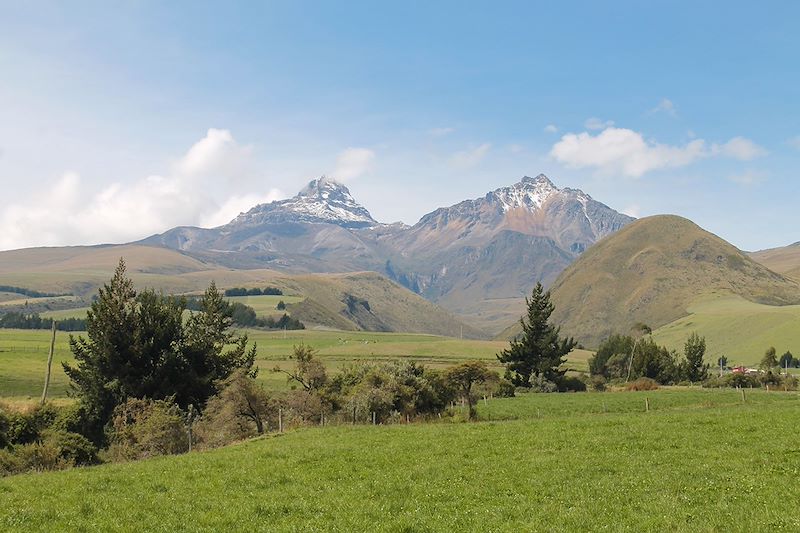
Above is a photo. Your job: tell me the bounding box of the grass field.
[1,388,798,531]
[0,329,592,402]
[653,294,800,367]
[225,294,305,318]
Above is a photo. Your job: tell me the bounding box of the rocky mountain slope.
[141,174,633,333]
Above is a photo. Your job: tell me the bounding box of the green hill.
[503,215,800,347]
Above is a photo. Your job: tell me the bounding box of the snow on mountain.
[230,176,378,229]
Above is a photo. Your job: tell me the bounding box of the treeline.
[223,287,283,297]
[0,285,70,298]
[588,331,798,391]
[185,298,304,330]
[0,312,87,331]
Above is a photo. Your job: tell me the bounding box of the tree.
[779,351,797,371]
[717,356,728,369]
[63,260,257,444]
[274,343,327,391]
[446,361,493,420]
[759,347,778,372]
[683,332,709,382]
[625,323,652,383]
[497,283,576,387]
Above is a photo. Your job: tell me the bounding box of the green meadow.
[1,388,798,532]
[653,294,800,366]
[0,328,594,402]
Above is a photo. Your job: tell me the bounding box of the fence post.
[279,408,283,433]
[645,397,650,412]
[41,321,57,405]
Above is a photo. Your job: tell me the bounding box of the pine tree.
[64,261,257,444]
[497,283,576,387]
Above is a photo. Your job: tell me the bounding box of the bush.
[108,398,188,461]
[558,375,587,392]
[194,370,277,450]
[529,375,558,393]
[625,377,659,391]
[41,430,98,466]
[493,378,516,398]
[13,440,65,472]
[588,375,606,392]
[6,403,58,445]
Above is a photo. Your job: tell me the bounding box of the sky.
[1,1,799,252]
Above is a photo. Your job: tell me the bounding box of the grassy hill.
[750,242,800,282]
[502,215,800,347]
[2,389,799,531]
[0,245,482,338]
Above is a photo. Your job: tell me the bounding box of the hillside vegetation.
[504,215,800,347]
[0,245,481,338]
[1,390,798,531]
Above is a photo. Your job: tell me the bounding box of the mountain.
[139,174,633,334]
[509,215,800,347]
[375,175,634,330]
[750,242,800,282]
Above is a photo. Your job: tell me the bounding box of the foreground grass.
[2,389,799,531]
[0,328,592,400]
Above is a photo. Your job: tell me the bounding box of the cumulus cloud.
[450,143,491,168]
[622,204,641,218]
[333,147,375,181]
[584,117,615,130]
[0,129,286,250]
[544,124,558,133]
[200,190,284,228]
[550,127,766,177]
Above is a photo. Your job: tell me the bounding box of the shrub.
[108,398,188,461]
[493,378,516,397]
[588,375,606,392]
[14,440,65,472]
[625,377,659,391]
[558,375,587,392]
[194,370,277,450]
[41,430,98,466]
[529,375,558,393]
[6,403,58,445]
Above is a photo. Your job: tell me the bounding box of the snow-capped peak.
[489,174,560,212]
[230,176,378,229]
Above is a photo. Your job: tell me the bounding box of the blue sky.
[1,1,798,251]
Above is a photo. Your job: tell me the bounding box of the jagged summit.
[231,176,378,229]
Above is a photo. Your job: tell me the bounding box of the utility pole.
[40,321,56,405]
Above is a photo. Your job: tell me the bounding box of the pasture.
[225,294,305,318]
[0,328,592,402]
[653,294,800,366]
[1,388,798,531]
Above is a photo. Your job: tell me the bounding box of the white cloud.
[728,170,766,186]
[788,136,800,150]
[177,128,252,177]
[544,124,558,133]
[333,147,375,181]
[584,117,615,130]
[650,98,677,116]
[713,137,767,161]
[550,126,766,178]
[0,129,284,250]
[450,143,491,168]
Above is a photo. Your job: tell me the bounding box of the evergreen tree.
[683,332,709,382]
[497,283,576,387]
[64,261,257,444]
[760,347,779,371]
